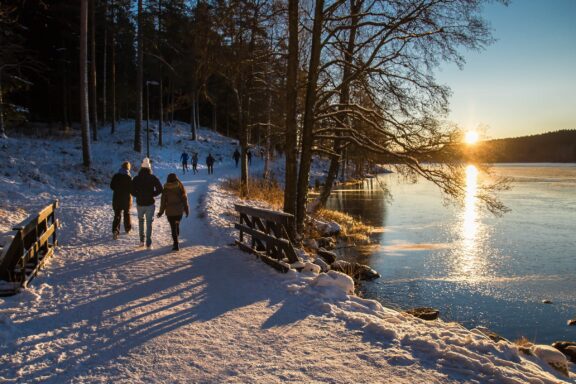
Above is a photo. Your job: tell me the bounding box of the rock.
[301,262,321,274]
[303,238,319,250]
[567,318,576,326]
[316,237,335,250]
[405,307,440,321]
[317,248,337,264]
[356,264,380,280]
[552,341,576,363]
[290,260,306,271]
[330,260,380,281]
[313,257,330,273]
[472,326,508,343]
[330,260,352,272]
[542,299,553,304]
[531,344,569,377]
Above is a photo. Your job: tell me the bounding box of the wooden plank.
[24,246,54,287]
[234,204,294,227]
[234,241,290,273]
[234,223,293,252]
[36,204,55,227]
[37,223,56,247]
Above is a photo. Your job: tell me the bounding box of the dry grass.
[315,208,372,241]
[222,177,284,209]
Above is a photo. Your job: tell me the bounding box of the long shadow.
[5,246,314,382]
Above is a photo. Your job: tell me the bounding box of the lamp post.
[145,80,159,158]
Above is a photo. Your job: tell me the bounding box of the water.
[326,164,576,344]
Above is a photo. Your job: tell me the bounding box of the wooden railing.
[234,204,299,272]
[0,200,59,296]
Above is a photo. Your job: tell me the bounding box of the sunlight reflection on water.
[326,163,576,343]
[451,165,490,283]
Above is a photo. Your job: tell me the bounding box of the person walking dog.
[110,161,133,240]
[157,173,189,251]
[131,158,163,249]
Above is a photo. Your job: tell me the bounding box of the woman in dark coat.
[110,161,133,239]
[157,173,189,251]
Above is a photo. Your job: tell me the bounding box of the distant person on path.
[110,161,133,240]
[157,173,189,251]
[191,152,198,174]
[131,158,163,249]
[233,149,240,167]
[180,151,189,174]
[206,153,215,175]
[247,149,252,165]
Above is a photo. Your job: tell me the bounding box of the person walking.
[233,149,240,167]
[206,153,215,175]
[131,158,163,249]
[110,161,133,240]
[157,173,189,251]
[191,152,198,174]
[180,151,189,174]
[247,149,252,165]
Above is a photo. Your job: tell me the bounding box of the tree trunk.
[190,91,197,140]
[102,0,108,127]
[157,0,163,146]
[110,0,116,134]
[263,83,271,179]
[195,93,200,131]
[236,87,248,197]
[159,77,163,146]
[0,71,5,138]
[89,0,98,141]
[295,0,325,235]
[80,0,92,166]
[134,0,143,152]
[283,0,299,228]
[319,0,360,208]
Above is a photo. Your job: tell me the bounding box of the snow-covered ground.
[0,122,573,383]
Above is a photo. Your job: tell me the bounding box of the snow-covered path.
[1,125,573,383]
[1,163,430,383]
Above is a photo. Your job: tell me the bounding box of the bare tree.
[283,0,299,223]
[134,0,143,152]
[80,0,92,166]
[89,0,98,141]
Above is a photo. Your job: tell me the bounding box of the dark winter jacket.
[159,181,189,217]
[206,155,215,166]
[110,168,133,210]
[131,168,163,206]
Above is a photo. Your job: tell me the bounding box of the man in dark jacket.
[110,161,133,240]
[206,153,215,175]
[131,158,163,248]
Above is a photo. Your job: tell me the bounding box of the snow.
[0,121,573,383]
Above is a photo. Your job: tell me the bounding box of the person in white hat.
[130,158,163,248]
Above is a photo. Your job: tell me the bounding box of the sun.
[464,131,479,145]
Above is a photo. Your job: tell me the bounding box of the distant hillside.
[472,130,576,163]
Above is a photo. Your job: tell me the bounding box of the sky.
[437,0,576,140]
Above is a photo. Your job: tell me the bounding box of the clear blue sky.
[437,0,576,139]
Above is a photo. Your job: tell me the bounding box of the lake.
[326,164,576,344]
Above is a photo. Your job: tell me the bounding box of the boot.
[172,232,179,251]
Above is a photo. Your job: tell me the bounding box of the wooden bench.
[0,200,59,296]
[234,204,299,273]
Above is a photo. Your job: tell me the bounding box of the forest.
[471,130,576,163]
[0,0,509,234]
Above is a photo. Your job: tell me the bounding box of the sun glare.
[464,131,479,145]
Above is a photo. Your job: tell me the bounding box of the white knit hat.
[141,157,151,169]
